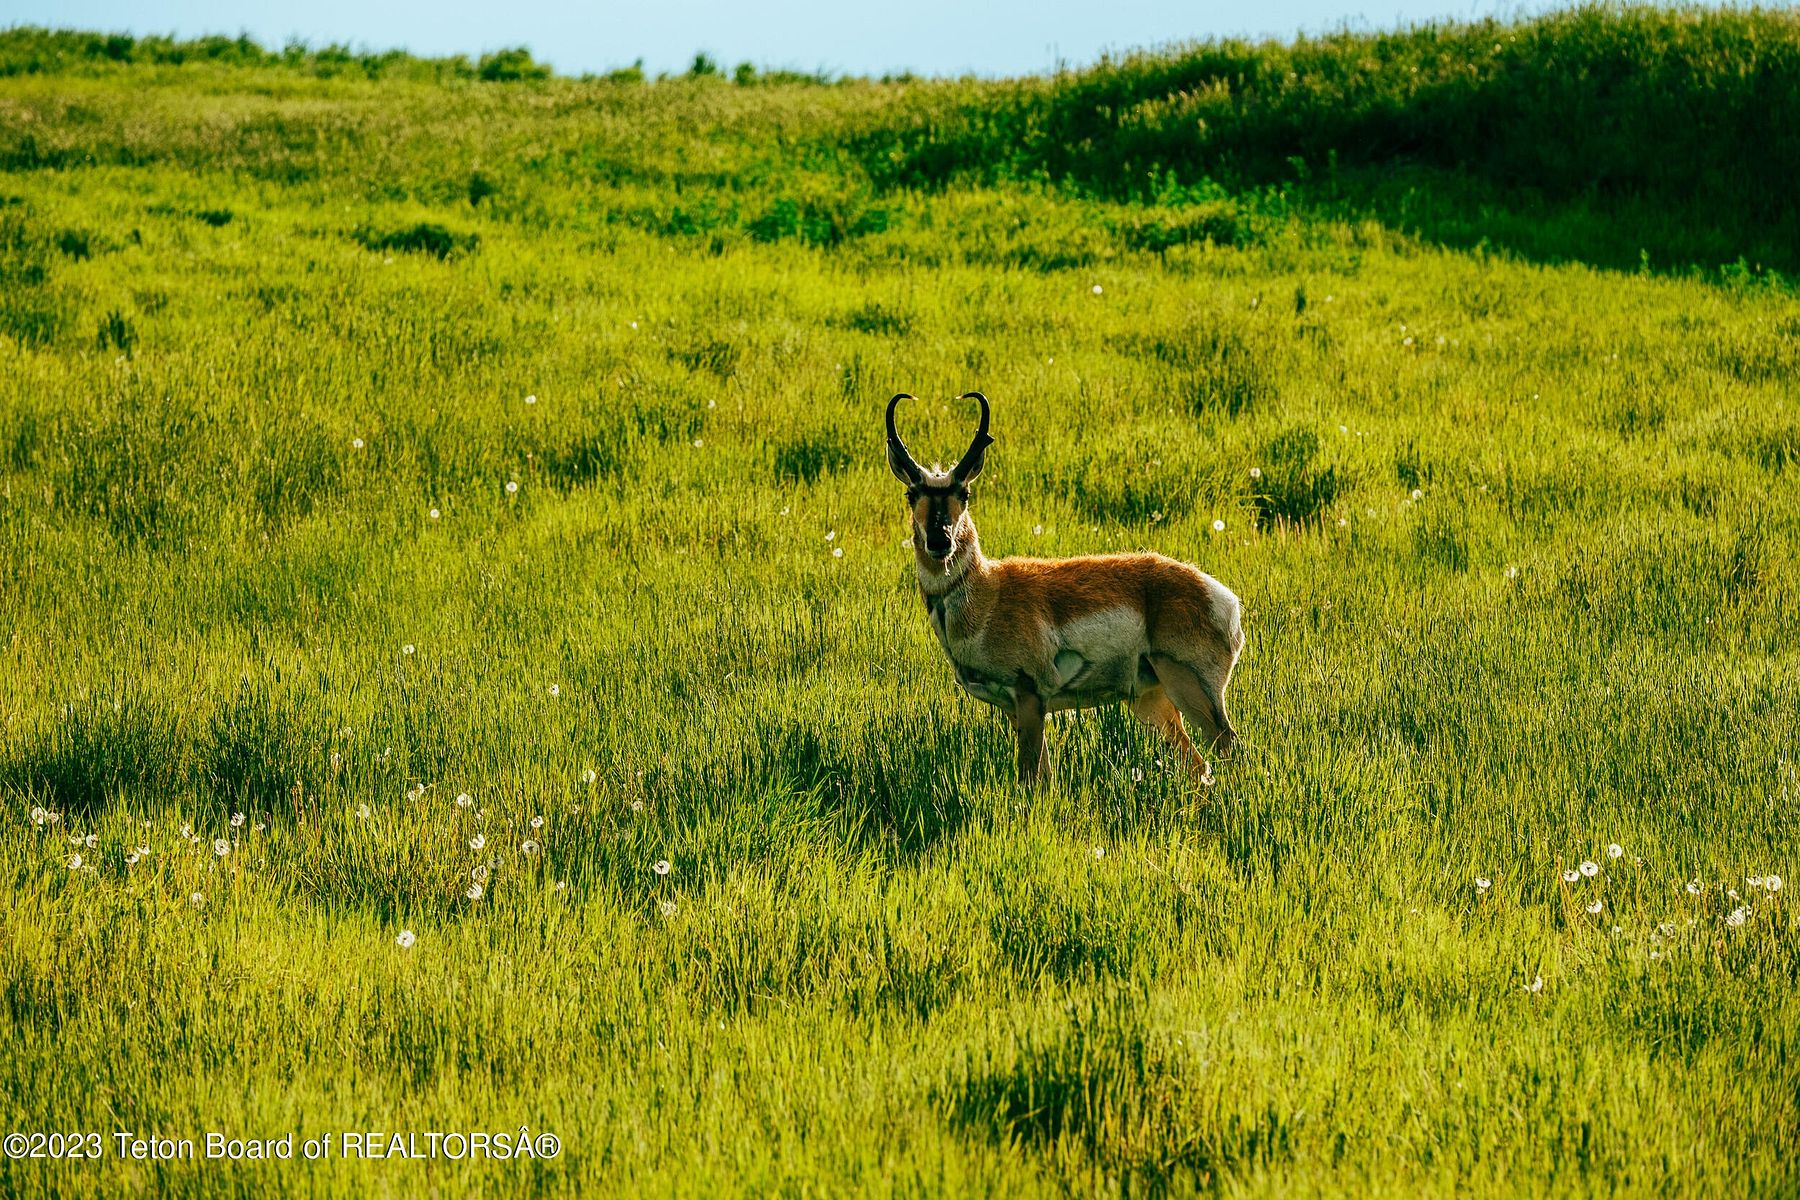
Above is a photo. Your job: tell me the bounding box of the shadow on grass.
[946,990,1296,1194]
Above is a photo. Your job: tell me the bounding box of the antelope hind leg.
[1130,687,1207,774]
[1146,653,1238,759]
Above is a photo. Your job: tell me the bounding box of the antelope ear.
[887,437,923,486]
[952,437,991,484]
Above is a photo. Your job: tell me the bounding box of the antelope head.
[886,391,994,574]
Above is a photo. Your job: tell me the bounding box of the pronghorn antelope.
[887,391,1244,786]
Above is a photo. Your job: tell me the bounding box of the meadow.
[2,8,1798,1196]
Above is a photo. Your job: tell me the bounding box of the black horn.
[951,391,994,483]
[885,393,925,486]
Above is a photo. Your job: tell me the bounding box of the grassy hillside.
[2,8,1798,1198]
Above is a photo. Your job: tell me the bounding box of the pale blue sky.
[2,0,1571,77]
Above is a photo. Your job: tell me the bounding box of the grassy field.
[3,9,1799,1197]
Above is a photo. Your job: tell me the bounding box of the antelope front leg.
[1013,684,1046,786]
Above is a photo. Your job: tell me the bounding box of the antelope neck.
[917,532,984,609]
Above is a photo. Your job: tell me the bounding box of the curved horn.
[885,392,924,485]
[952,391,994,481]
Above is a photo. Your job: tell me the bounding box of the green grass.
[2,9,1799,1197]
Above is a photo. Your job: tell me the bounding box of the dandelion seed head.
[1586,899,1603,914]
[471,864,490,884]
[429,508,441,519]
[470,833,486,851]
[351,437,364,449]
[456,793,472,808]
[357,804,371,820]
[653,859,671,876]
[466,883,484,901]
[530,815,545,830]
[213,839,230,858]
[403,644,415,655]
[548,684,561,697]
[1726,906,1749,927]
[396,929,416,949]
[191,892,205,908]
[1607,843,1624,859]
[581,769,596,784]
[1410,488,1423,501]
[657,899,677,917]
[1579,861,1599,877]
[832,547,843,558]
[1212,519,1225,532]
[1562,869,1580,883]
[1091,284,1103,295]
[68,852,82,870]
[506,480,519,494]
[1475,877,1492,891]
[230,812,245,827]
[521,840,540,855]
[1767,874,1782,893]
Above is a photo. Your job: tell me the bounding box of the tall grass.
[1,11,1798,1197]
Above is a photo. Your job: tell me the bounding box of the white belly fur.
[1042,606,1149,707]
